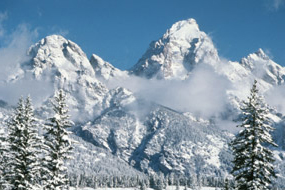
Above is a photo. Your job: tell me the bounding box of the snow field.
[70,186,221,190]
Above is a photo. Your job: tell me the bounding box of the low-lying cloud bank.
[0,17,44,105]
[107,64,232,119]
[266,86,285,115]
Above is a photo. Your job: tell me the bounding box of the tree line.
[68,173,234,190]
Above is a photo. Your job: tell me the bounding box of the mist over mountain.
[1,18,285,186]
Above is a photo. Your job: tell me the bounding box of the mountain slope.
[78,87,233,177]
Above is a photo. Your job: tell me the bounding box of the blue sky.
[0,0,285,69]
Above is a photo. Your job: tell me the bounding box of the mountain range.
[0,18,285,185]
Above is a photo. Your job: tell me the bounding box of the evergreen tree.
[223,178,231,190]
[6,96,42,190]
[140,180,147,190]
[175,178,180,190]
[184,183,187,190]
[230,80,277,190]
[43,89,73,190]
[0,126,9,189]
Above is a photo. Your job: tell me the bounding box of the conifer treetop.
[231,79,277,190]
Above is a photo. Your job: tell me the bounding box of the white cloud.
[265,0,285,11]
[265,85,285,115]
[264,48,274,60]
[107,64,231,119]
[37,7,43,17]
[56,29,69,36]
[0,21,43,105]
[0,11,8,37]
[0,16,71,106]
[273,0,285,10]
[0,24,37,81]
[50,26,69,37]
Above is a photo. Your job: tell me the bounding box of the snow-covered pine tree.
[43,89,73,190]
[6,96,42,190]
[0,125,9,189]
[175,178,180,190]
[230,80,277,190]
[140,180,147,190]
[222,178,231,190]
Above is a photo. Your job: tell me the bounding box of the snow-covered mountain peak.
[30,35,85,56]
[27,34,95,78]
[164,18,200,41]
[90,54,109,68]
[16,35,109,121]
[255,48,269,60]
[240,49,270,66]
[90,54,128,81]
[240,49,285,85]
[130,18,219,79]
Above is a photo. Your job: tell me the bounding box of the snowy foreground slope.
[1,18,285,187]
[70,187,221,190]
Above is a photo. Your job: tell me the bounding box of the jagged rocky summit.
[130,18,219,80]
